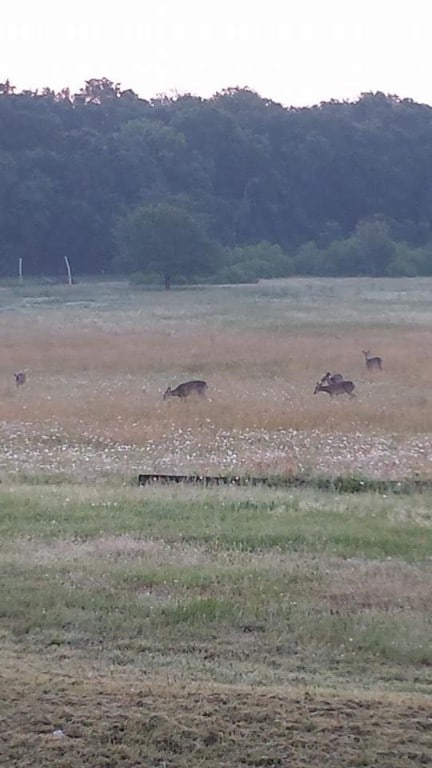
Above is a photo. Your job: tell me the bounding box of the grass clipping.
[2,657,431,768]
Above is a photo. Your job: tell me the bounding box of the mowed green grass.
[1,482,432,767]
[1,483,432,560]
[1,483,431,686]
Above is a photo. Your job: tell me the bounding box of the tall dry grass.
[1,320,432,441]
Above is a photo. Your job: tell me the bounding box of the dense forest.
[1,77,432,285]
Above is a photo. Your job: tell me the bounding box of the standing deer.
[320,371,344,386]
[163,380,208,400]
[314,379,356,398]
[362,350,383,371]
[14,371,26,387]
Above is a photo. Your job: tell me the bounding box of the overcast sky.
[2,0,431,107]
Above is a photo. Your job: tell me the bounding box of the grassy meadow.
[1,277,432,767]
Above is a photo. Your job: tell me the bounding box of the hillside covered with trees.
[1,77,432,285]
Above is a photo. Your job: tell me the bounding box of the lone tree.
[114,202,220,288]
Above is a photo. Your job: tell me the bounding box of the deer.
[314,379,356,398]
[14,371,26,387]
[320,371,344,386]
[163,380,208,400]
[362,350,383,371]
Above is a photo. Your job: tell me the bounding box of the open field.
[2,277,432,480]
[1,278,432,766]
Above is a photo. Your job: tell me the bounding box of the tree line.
[1,77,432,285]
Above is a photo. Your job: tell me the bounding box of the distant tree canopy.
[1,78,432,283]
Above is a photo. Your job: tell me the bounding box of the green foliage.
[294,215,432,277]
[387,242,432,276]
[354,216,396,276]
[217,241,294,283]
[114,202,222,288]
[128,270,161,286]
[3,84,432,278]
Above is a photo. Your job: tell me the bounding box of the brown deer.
[314,379,356,398]
[320,371,344,386]
[163,380,208,400]
[362,350,383,371]
[14,371,26,387]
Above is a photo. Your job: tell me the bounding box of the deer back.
[315,379,355,396]
[321,372,344,385]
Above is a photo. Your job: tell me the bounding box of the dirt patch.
[1,662,431,768]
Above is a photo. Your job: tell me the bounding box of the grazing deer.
[362,350,383,371]
[163,380,208,400]
[314,379,356,398]
[14,371,26,387]
[320,371,344,386]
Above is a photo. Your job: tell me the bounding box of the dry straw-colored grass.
[1,323,432,437]
[1,279,432,479]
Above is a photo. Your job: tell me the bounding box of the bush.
[129,271,160,286]
[216,241,294,283]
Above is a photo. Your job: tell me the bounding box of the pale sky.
[1,0,431,107]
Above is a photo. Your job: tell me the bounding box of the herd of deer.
[161,350,383,402]
[313,350,383,399]
[12,351,382,400]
